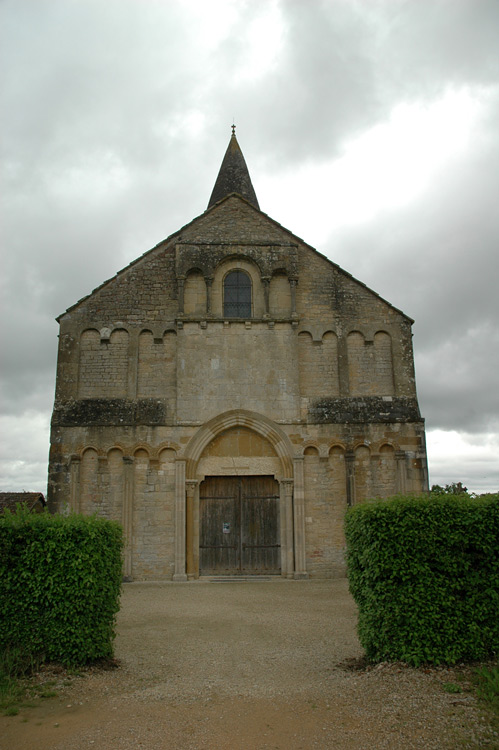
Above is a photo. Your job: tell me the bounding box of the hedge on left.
[0,507,123,668]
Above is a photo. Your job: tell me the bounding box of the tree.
[431,482,469,495]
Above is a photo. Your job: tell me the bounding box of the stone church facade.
[48,130,428,580]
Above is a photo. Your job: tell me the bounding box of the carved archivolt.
[182,409,295,479]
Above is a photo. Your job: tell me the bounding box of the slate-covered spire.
[208,126,260,210]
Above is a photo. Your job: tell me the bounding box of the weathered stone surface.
[309,397,422,423]
[48,134,428,582]
[52,399,167,426]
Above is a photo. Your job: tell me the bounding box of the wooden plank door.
[199,476,280,575]
[241,475,280,573]
[199,476,239,574]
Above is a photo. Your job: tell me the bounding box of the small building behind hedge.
[0,492,46,515]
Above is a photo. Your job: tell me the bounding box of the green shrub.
[345,493,499,666]
[0,507,123,668]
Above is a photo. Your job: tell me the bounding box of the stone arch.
[298,330,339,398]
[347,331,370,396]
[303,445,319,456]
[184,269,207,315]
[79,327,128,398]
[300,440,320,457]
[379,442,395,453]
[107,446,123,459]
[329,443,346,456]
[159,447,177,464]
[133,446,150,460]
[269,271,292,317]
[157,442,179,458]
[183,409,294,480]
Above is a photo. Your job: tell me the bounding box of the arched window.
[223,270,252,318]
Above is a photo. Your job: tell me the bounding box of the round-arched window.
[223,270,252,318]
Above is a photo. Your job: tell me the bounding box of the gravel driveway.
[1,579,493,749]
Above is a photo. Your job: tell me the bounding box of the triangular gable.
[58,193,413,324]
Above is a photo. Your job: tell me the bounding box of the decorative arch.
[303,445,319,456]
[299,440,320,457]
[157,441,180,457]
[328,443,346,456]
[183,409,294,479]
[269,271,291,317]
[106,446,124,459]
[133,446,150,459]
[184,269,207,315]
[379,442,396,453]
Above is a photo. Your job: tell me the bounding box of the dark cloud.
[1,0,498,491]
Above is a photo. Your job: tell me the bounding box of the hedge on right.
[345,493,499,666]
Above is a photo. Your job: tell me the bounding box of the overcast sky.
[1,0,498,494]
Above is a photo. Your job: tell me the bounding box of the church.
[48,129,428,580]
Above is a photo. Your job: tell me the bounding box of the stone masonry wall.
[49,195,427,580]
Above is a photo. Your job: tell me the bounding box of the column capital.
[186,479,198,497]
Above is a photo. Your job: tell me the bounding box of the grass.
[473,664,499,739]
[443,681,463,694]
[0,646,58,717]
[0,673,30,716]
[440,663,499,746]
[474,665,499,707]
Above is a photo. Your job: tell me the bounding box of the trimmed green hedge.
[345,493,499,666]
[0,508,123,667]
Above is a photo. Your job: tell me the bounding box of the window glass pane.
[224,271,251,317]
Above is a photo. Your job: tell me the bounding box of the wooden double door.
[199,476,281,575]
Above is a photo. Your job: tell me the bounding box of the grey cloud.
[1,0,498,490]
[322,96,499,434]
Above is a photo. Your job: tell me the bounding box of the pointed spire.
[208,127,260,210]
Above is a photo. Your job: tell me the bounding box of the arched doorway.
[175,409,307,579]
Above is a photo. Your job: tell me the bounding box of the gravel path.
[1,579,494,749]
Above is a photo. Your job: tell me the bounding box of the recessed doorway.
[199,476,280,575]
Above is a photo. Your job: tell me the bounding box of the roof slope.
[58,193,413,324]
[208,128,259,209]
[0,492,46,513]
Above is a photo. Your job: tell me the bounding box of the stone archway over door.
[199,476,280,575]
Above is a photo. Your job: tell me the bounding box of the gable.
[57,194,412,324]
